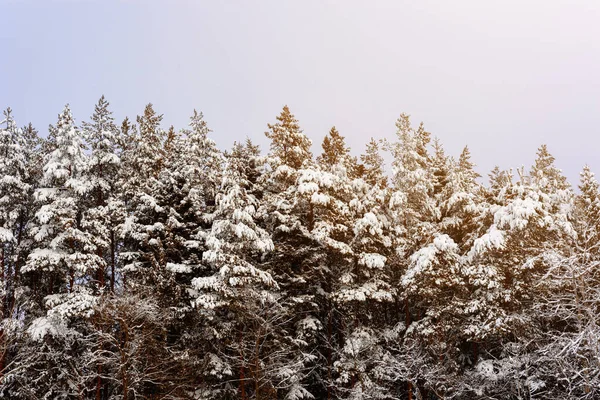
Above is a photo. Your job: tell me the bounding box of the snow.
[27,316,69,342]
[358,252,386,269]
[467,225,505,260]
[0,227,13,242]
[166,262,193,274]
[494,196,541,230]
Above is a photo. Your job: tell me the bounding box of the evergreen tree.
[317,126,357,177]
[265,105,312,172]
[530,144,569,191]
[438,146,484,248]
[430,138,451,196]
[260,107,324,397]
[191,141,280,399]
[119,103,167,286]
[0,108,32,381]
[80,95,123,292]
[359,138,387,188]
[23,104,98,303]
[7,105,100,398]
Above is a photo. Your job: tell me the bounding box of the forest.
[0,97,599,399]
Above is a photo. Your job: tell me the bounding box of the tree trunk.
[110,230,116,292]
[405,297,412,400]
[240,330,248,400]
[0,247,4,383]
[254,325,261,400]
[327,309,333,400]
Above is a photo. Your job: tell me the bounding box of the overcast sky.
[2,0,600,185]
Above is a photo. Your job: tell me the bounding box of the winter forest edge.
[0,97,599,399]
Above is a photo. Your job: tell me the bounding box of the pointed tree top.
[57,104,75,130]
[317,126,351,171]
[265,105,312,169]
[531,144,568,191]
[579,165,599,194]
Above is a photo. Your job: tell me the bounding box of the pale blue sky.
[2,1,600,185]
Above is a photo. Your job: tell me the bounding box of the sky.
[2,0,600,185]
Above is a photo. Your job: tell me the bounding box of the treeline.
[0,98,599,399]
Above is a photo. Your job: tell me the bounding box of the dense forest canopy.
[0,98,599,399]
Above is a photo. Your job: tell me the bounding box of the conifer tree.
[80,96,123,292]
[317,126,357,177]
[261,106,324,397]
[191,141,279,399]
[119,103,168,286]
[462,148,575,398]
[438,146,484,248]
[156,110,224,319]
[23,105,98,302]
[430,138,451,197]
[0,108,32,381]
[388,113,436,244]
[359,138,387,188]
[6,105,100,398]
[179,110,223,217]
[0,108,30,302]
[530,144,569,192]
[529,166,600,398]
[265,105,312,173]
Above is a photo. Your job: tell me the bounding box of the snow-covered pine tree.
[429,138,451,197]
[359,138,387,189]
[0,108,30,306]
[157,109,223,297]
[119,103,168,288]
[310,131,358,399]
[265,105,312,173]
[115,104,202,398]
[0,108,33,383]
[152,111,227,394]
[191,141,279,399]
[530,144,570,191]
[332,173,396,399]
[387,113,437,258]
[438,146,484,249]
[385,114,441,398]
[23,104,99,308]
[178,110,223,218]
[0,119,42,389]
[400,232,465,396]
[5,105,101,398]
[80,96,123,293]
[487,165,513,204]
[259,106,324,398]
[317,126,358,178]
[78,96,128,398]
[387,117,435,304]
